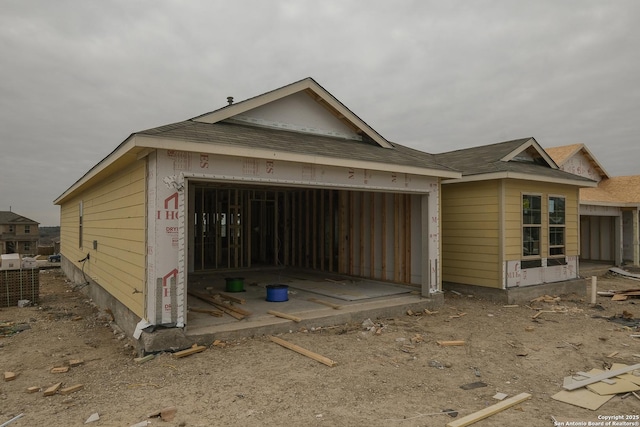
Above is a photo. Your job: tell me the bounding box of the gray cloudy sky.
[1,1,638,226]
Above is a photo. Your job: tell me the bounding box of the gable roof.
[192,77,394,148]
[55,78,461,205]
[581,175,640,206]
[0,211,39,225]
[135,120,455,173]
[546,143,610,179]
[433,137,597,187]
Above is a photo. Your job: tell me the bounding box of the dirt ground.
[1,268,639,427]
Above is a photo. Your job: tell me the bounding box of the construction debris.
[437,340,465,347]
[553,363,640,410]
[43,382,62,397]
[446,392,531,427]
[267,310,302,323]
[172,344,207,359]
[4,372,16,382]
[268,335,337,367]
[60,384,84,395]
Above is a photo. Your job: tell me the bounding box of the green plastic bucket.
[225,277,245,292]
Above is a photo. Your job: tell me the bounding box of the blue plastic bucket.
[266,284,288,302]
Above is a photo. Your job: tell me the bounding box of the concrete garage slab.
[138,269,442,353]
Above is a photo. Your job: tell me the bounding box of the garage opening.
[188,182,424,285]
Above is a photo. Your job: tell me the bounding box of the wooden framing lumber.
[563,363,640,390]
[446,392,531,427]
[307,298,342,310]
[43,382,62,397]
[172,344,207,359]
[60,384,84,395]
[4,372,16,382]
[219,293,246,304]
[268,335,337,367]
[437,340,465,347]
[189,307,224,317]
[187,291,250,319]
[267,310,302,322]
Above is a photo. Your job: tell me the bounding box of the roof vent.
[227,96,234,105]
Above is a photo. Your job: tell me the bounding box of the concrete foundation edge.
[443,278,588,304]
[60,256,444,353]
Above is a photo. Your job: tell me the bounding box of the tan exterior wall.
[59,161,146,317]
[441,180,501,287]
[504,179,580,261]
[442,178,581,289]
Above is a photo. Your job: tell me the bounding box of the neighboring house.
[54,77,460,340]
[433,138,597,296]
[0,211,39,255]
[547,143,639,267]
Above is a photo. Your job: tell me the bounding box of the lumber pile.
[598,288,640,301]
[187,291,251,320]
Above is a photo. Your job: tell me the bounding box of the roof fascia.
[442,171,597,187]
[136,135,460,179]
[192,78,394,149]
[580,200,640,208]
[500,138,559,169]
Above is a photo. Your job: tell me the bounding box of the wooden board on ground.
[189,307,224,317]
[268,335,337,367]
[188,291,250,320]
[267,310,302,322]
[611,363,640,386]
[437,340,465,347]
[551,389,614,410]
[43,382,62,397]
[446,392,531,427]
[60,384,84,395]
[51,366,69,374]
[219,293,246,304]
[307,298,343,310]
[563,363,640,390]
[172,344,207,359]
[4,371,16,381]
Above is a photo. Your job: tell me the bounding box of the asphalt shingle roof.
[0,211,38,224]
[433,138,595,183]
[137,120,458,173]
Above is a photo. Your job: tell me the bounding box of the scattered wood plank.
[308,297,342,310]
[446,392,531,427]
[68,359,84,367]
[189,307,224,317]
[50,366,69,374]
[134,354,156,364]
[267,310,302,323]
[551,389,614,410]
[43,382,62,397]
[563,363,640,390]
[219,293,246,304]
[60,384,84,395]
[574,372,615,385]
[172,344,207,359]
[437,340,465,347]
[268,335,337,367]
[26,386,40,393]
[188,291,248,320]
[4,372,16,382]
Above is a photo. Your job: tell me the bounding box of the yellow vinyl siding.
[59,160,146,317]
[441,180,500,287]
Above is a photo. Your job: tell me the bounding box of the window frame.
[522,193,542,259]
[548,195,566,257]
